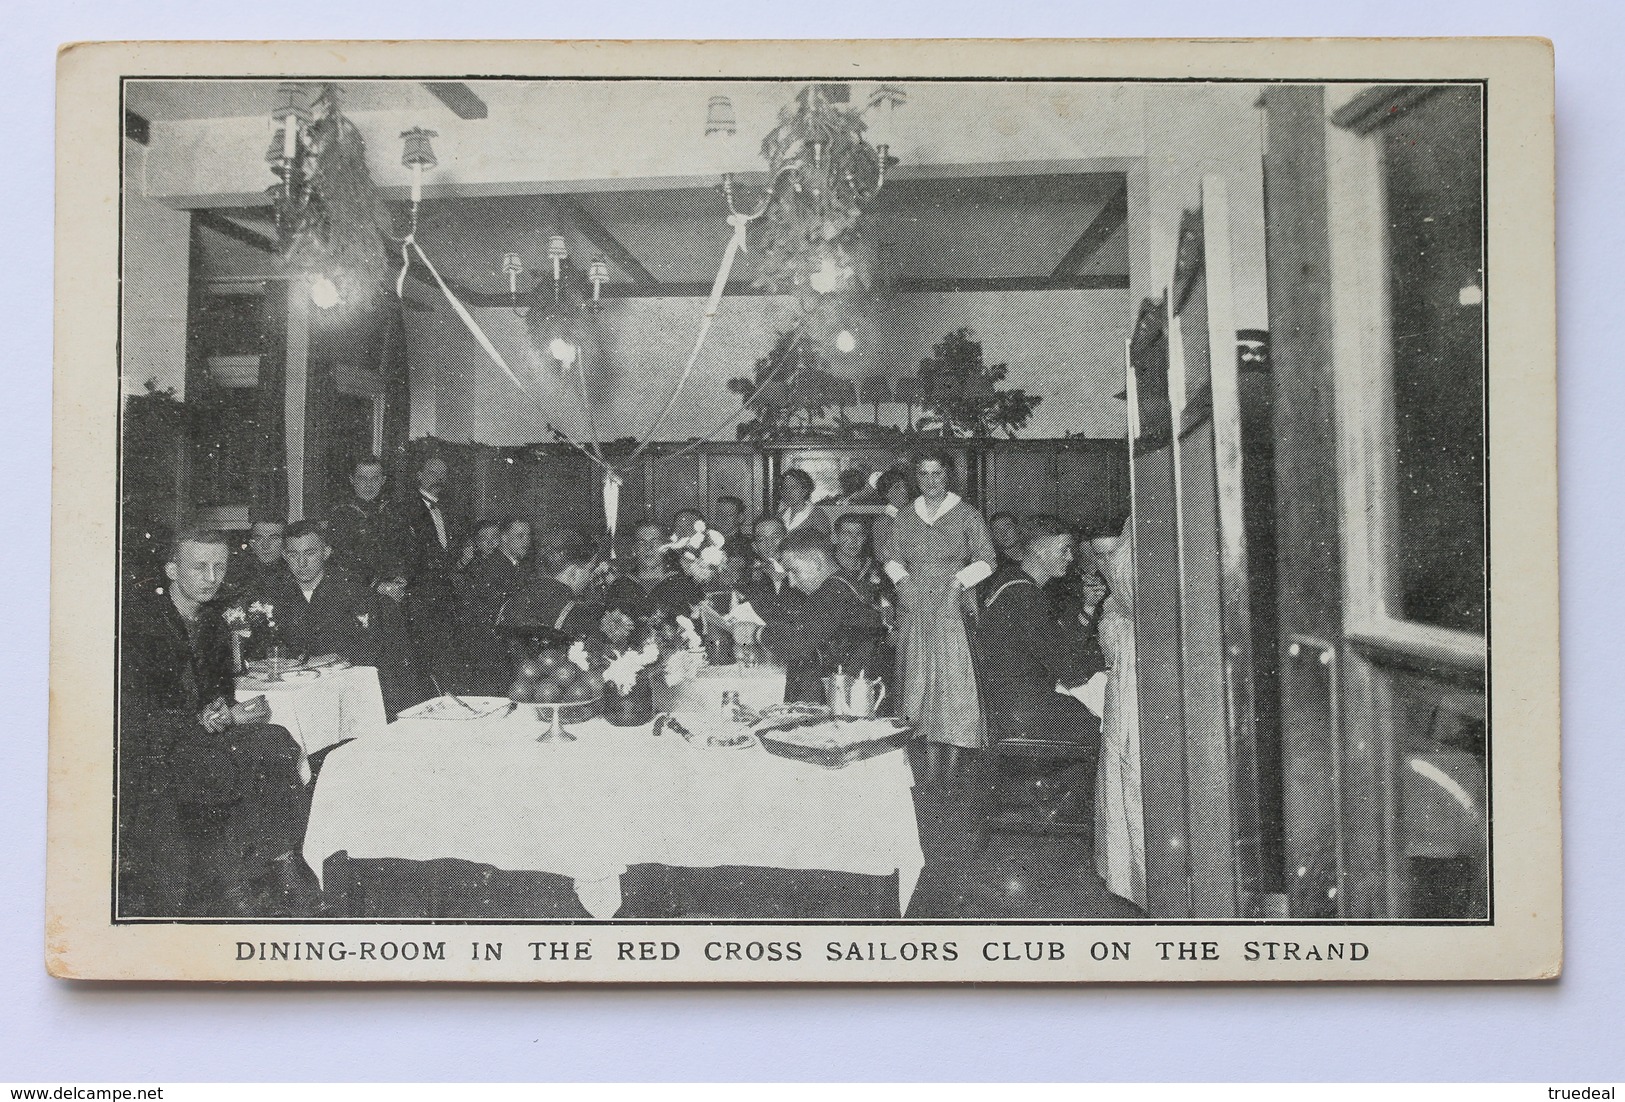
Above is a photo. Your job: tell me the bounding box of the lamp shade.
[272,82,310,125]
[704,94,738,137]
[400,127,438,170]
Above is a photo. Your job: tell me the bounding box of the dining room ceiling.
[195,170,1129,298]
[154,78,1129,298]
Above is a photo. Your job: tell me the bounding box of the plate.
[238,667,321,689]
[304,654,343,669]
[756,702,831,722]
[399,695,514,721]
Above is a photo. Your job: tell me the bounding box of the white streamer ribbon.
[603,469,622,550]
[630,212,750,460]
[406,238,537,403]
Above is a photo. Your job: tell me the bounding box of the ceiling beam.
[899,274,1129,293]
[403,270,1127,309]
[1050,185,1129,281]
[422,82,488,120]
[551,197,660,286]
[193,208,277,254]
[124,109,149,145]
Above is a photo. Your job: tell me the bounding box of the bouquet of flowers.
[664,519,728,583]
[223,600,278,662]
[587,605,708,695]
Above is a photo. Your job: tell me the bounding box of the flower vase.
[604,675,654,727]
[230,631,246,676]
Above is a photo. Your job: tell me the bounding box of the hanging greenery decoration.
[914,328,1042,439]
[750,86,883,347]
[272,84,393,308]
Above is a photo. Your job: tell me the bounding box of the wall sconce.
[399,127,438,208]
[587,256,609,308]
[865,84,907,173]
[502,252,528,317]
[546,234,569,299]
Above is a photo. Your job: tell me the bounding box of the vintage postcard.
[48,38,1559,981]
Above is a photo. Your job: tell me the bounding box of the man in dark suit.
[464,516,532,692]
[224,512,287,603]
[325,455,406,595]
[762,529,885,704]
[260,521,381,667]
[401,453,464,693]
[118,527,312,917]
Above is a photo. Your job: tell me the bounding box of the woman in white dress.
[1092,524,1146,910]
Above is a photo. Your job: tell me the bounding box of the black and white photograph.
[46,38,1559,982]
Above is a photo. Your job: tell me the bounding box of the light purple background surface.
[4,1,1616,1082]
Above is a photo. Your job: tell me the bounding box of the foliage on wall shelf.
[274,84,393,307]
[728,331,854,441]
[913,328,1041,439]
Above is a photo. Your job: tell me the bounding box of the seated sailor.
[977,514,1107,745]
[259,520,382,667]
[761,529,886,704]
[497,531,603,657]
[118,527,313,917]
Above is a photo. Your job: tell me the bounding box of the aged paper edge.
[47,37,1560,983]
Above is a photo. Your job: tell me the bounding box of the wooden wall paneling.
[1194,176,1269,911]
[1238,340,1285,888]
[1128,296,1193,919]
[1172,410,1237,917]
[1132,439,1191,918]
[650,448,705,525]
[1261,86,1350,917]
[989,444,1056,521]
[1166,187,1248,919]
[1055,441,1131,535]
[517,448,598,536]
[703,446,761,524]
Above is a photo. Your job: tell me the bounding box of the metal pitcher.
[823,671,887,717]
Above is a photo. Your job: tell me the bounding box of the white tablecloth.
[303,710,924,917]
[236,665,389,780]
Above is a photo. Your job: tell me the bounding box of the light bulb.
[835,329,857,354]
[549,338,578,366]
[808,254,847,295]
[309,275,340,309]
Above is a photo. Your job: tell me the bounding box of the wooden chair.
[977,727,1097,848]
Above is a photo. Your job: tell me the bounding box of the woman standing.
[884,449,996,785]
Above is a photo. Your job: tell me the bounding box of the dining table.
[302,701,925,919]
[236,663,390,782]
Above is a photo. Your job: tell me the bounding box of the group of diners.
[117,446,1121,917]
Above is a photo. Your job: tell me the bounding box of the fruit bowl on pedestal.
[508,645,606,742]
